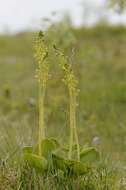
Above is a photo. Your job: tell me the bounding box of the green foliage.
[52,153,89,175]
[52,154,67,172]
[109,0,126,12]
[23,138,60,172]
[23,139,99,175]
[34,138,60,159]
[52,147,99,175]
[80,147,100,164]
[23,146,33,154]
[23,153,48,173]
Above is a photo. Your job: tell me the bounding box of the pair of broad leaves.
[23,138,100,176]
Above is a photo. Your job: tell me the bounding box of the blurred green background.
[0,23,126,168]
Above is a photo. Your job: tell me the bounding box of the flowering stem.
[68,89,74,159]
[38,82,46,156]
[73,94,80,161]
[35,31,49,156]
[69,88,80,161]
[54,46,80,161]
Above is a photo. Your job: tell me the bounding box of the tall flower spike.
[54,45,80,161]
[34,31,49,156]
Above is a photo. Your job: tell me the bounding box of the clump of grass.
[17,161,125,190]
[0,164,18,190]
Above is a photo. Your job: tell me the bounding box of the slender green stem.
[38,82,46,156]
[73,94,80,161]
[68,89,80,161]
[68,89,74,159]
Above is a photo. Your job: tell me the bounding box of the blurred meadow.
[0,0,126,189]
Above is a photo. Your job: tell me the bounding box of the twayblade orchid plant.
[23,32,60,173]
[23,32,100,175]
[53,45,80,161]
[34,31,49,156]
[52,46,100,175]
